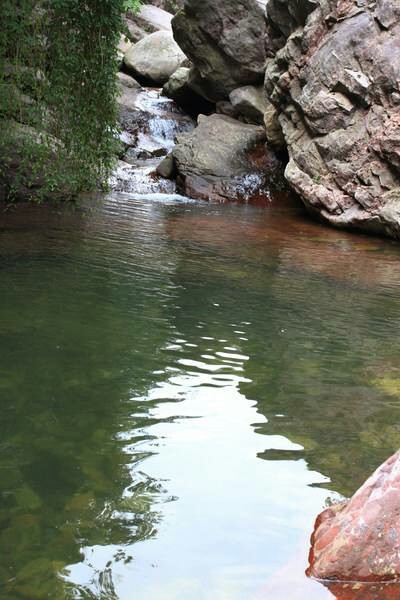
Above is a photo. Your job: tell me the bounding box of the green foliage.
[123,0,142,10]
[0,0,140,202]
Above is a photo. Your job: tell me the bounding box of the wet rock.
[156,153,176,179]
[118,88,193,138]
[308,449,400,582]
[229,85,269,125]
[162,67,214,116]
[113,87,194,193]
[171,0,268,101]
[265,0,400,238]
[172,113,281,202]
[110,159,177,194]
[124,31,187,85]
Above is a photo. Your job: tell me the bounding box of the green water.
[2,193,400,599]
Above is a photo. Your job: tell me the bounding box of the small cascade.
[111,87,194,196]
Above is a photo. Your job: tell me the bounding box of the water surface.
[2,193,400,599]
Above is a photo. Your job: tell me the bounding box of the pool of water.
[2,192,400,599]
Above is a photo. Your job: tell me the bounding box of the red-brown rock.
[324,581,400,600]
[308,450,400,582]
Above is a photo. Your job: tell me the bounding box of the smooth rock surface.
[136,4,173,32]
[162,67,214,116]
[172,113,282,202]
[265,0,400,238]
[308,449,400,582]
[171,0,268,101]
[229,85,269,125]
[124,31,186,85]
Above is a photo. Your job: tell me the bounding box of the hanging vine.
[0,0,141,201]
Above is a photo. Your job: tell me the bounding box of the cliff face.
[266,0,400,237]
[169,0,400,238]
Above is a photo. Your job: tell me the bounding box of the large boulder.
[308,449,400,582]
[171,0,268,101]
[265,0,400,238]
[172,113,282,201]
[124,31,186,85]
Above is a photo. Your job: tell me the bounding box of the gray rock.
[216,101,237,119]
[163,67,214,115]
[123,17,147,43]
[124,31,187,85]
[171,0,268,101]
[265,0,400,238]
[117,34,132,62]
[136,4,173,32]
[267,0,318,36]
[263,102,285,150]
[172,113,281,201]
[156,153,176,178]
[117,72,141,91]
[117,72,141,116]
[163,67,190,98]
[229,85,269,125]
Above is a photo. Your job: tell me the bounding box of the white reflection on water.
[66,347,332,599]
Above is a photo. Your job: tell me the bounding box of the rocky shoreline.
[118,0,400,238]
[2,0,399,239]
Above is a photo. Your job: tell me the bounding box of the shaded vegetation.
[0,0,140,201]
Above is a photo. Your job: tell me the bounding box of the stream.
[2,90,400,600]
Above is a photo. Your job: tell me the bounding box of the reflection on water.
[1,193,400,599]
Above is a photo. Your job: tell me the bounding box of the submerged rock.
[308,449,400,582]
[172,113,281,202]
[265,0,400,238]
[124,31,186,85]
[171,0,268,101]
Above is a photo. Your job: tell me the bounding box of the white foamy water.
[112,88,194,197]
[110,161,177,195]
